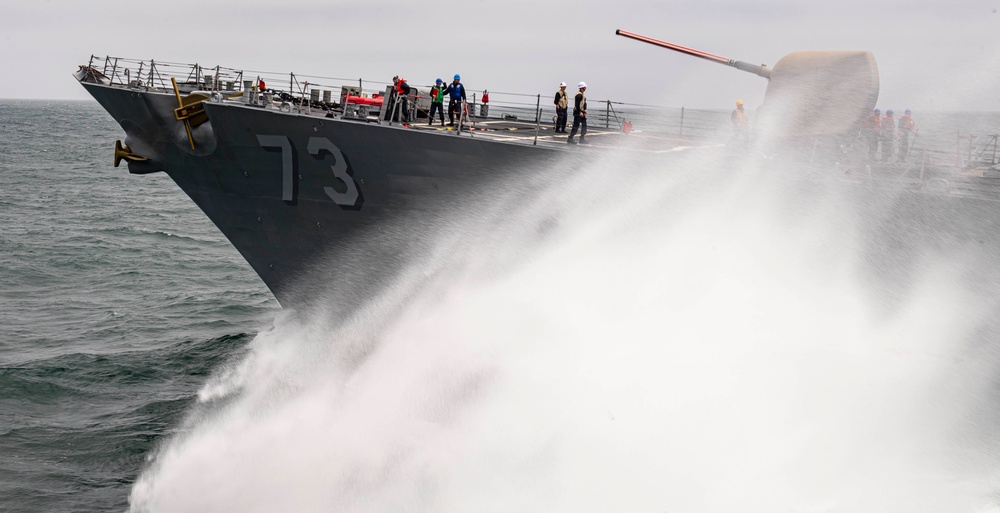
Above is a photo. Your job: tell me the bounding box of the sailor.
[864,108,881,162]
[897,109,917,162]
[567,81,588,144]
[445,74,467,126]
[731,99,749,146]
[392,76,412,122]
[880,109,896,162]
[553,82,569,133]
[429,78,445,126]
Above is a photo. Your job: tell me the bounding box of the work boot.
[567,137,577,144]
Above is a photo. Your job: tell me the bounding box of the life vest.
[448,82,465,101]
[555,90,568,109]
[395,79,410,96]
[881,116,895,136]
[731,107,748,128]
[430,85,444,103]
[898,114,915,133]
[864,114,881,133]
[574,91,587,115]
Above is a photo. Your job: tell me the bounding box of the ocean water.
[3,99,1000,513]
[0,100,278,512]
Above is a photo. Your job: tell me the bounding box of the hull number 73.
[256,135,362,208]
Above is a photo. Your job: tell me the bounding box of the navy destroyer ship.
[76,30,1000,309]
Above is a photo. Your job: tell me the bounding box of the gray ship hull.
[83,82,577,308]
[81,81,1000,312]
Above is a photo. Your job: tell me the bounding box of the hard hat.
[436,78,443,84]
[886,109,894,115]
[874,108,880,114]
[454,74,461,80]
[905,108,912,115]
[559,82,566,87]
[578,81,587,88]
[736,99,743,106]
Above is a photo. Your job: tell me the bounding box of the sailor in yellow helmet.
[731,100,748,146]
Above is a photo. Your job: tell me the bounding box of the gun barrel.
[615,29,771,79]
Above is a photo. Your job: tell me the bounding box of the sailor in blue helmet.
[880,109,896,162]
[864,108,882,162]
[429,78,446,126]
[897,109,917,162]
[444,74,467,127]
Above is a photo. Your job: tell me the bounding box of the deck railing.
[85,55,732,140]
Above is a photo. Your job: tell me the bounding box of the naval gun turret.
[616,29,879,142]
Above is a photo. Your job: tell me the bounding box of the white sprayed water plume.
[129,146,1000,513]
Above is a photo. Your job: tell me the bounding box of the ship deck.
[401,116,693,149]
[380,113,706,152]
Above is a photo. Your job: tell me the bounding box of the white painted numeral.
[256,135,294,202]
[308,137,360,207]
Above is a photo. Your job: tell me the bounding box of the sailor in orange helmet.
[731,99,749,146]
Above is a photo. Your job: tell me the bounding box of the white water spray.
[130,147,1000,513]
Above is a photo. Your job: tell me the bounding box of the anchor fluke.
[171,77,209,150]
[114,140,149,167]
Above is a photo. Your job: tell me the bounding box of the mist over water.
[129,146,1000,513]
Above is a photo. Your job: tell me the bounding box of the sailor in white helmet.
[567,81,588,144]
[553,82,569,133]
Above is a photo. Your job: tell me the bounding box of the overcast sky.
[2,0,998,111]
